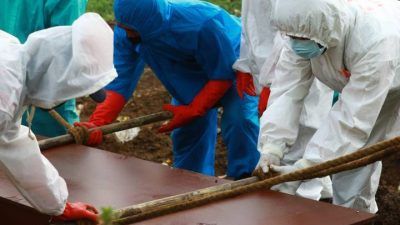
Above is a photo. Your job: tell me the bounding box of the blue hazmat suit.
[112,0,260,179]
[0,0,87,137]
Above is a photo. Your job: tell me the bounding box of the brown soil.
[78,69,399,224]
[376,156,400,225]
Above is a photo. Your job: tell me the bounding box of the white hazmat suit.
[236,0,333,200]
[233,0,283,93]
[0,13,116,215]
[260,0,400,213]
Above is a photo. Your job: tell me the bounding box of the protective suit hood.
[114,0,171,39]
[271,0,354,48]
[24,13,117,109]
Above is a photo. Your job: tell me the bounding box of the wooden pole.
[112,144,400,225]
[50,138,400,225]
[39,112,172,150]
[114,176,259,218]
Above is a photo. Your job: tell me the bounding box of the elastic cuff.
[260,143,284,159]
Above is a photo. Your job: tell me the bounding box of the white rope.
[25,106,36,140]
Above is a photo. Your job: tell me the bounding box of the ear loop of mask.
[25,105,36,140]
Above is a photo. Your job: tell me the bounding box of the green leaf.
[100,207,115,225]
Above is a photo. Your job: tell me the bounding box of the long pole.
[39,112,172,150]
[51,142,400,225]
[113,142,400,224]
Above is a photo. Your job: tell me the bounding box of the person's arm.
[87,26,145,126]
[44,0,87,27]
[303,38,398,163]
[234,32,252,74]
[234,13,257,99]
[0,116,99,222]
[158,19,236,133]
[235,31,257,99]
[74,26,145,145]
[257,42,313,171]
[233,0,277,76]
[0,115,68,215]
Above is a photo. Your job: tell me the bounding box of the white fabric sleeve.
[0,115,68,215]
[232,12,251,73]
[258,44,313,156]
[303,41,398,163]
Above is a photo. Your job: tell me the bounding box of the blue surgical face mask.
[290,39,326,59]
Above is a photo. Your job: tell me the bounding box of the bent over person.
[77,0,260,179]
[260,0,400,213]
[235,0,334,201]
[0,0,87,137]
[0,13,116,222]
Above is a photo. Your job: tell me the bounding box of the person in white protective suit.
[233,0,282,116]
[0,13,116,222]
[235,0,334,200]
[258,0,400,213]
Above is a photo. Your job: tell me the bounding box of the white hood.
[0,13,117,215]
[271,0,354,48]
[24,13,117,109]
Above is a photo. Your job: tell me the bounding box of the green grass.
[86,0,241,22]
[87,0,114,21]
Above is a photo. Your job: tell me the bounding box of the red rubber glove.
[51,202,99,224]
[73,122,103,146]
[159,80,232,133]
[258,87,271,117]
[89,90,127,126]
[74,90,126,146]
[236,71,256,99]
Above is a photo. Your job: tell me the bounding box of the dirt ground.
[78,70,400,225]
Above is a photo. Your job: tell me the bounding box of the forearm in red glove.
[159,80,232,133]
[74,90,126,145]
[51,202,99,224]
[236,71,256,99]
[258,87,271,117]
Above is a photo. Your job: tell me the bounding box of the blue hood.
[114,0,171,39]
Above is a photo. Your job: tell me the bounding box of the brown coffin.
[0,145,375,225]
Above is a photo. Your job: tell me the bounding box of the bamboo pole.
[112,136,400,221]
[113,144,400,225]
[50,140,400,225]
[39,112,172,150]
[114,176,259,218]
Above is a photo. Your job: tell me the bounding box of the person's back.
[0,0,87,137]
[114,0,241,104]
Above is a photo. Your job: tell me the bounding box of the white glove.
[254,152,281,174]
[270,159,313,195]
[296,177,333,200]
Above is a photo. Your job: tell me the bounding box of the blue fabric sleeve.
[195,19,237,81]
[44,0,88,27]
[107,26,145,101]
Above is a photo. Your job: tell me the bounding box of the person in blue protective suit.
[76,0,261,179]
[0,0,87,137]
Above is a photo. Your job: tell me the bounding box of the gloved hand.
[159,80,232,133]
[75,90,126,146]
[270,159,313,195]
[89,90,127,126]
[254,152,281,174]
[236,71,256,99]
[258,87,271,117]
[51,202,99,223]
[73,122,103,146]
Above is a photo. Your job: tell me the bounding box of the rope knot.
[68,126,90,145]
